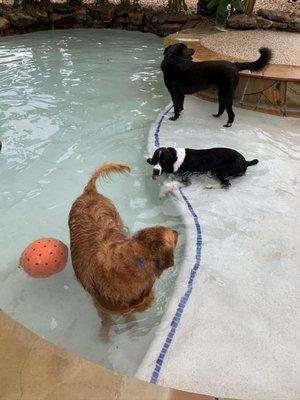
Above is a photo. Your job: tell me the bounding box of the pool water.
[0,30,185,375]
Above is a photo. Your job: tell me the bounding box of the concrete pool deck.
[137,96,300,399]
[0,309,226,400]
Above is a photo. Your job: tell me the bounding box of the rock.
[51,13,75,28]
[287,16,300,32]
[25,4,49,28]
[68,0,83,6]
[93,21,106,29]
[0,16,10,31]
[7,12,36,29]
[52,4,77,14]
[128,12,144,26]
[257,9,291,23]
[181,17,203,31]
[256,16,273,29]
[89,5,115,23]
[115,15,130,26]
[272,21,288,30]
[291,11,300,19]
[158,23,182,36]
[152,12,188,25]
[142,11,155,32]
[74,8,93,25]
[227,14,257,29]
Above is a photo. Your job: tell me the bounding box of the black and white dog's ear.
[147,158,154,165]
[167,147,178,163]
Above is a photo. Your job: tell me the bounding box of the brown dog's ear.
[133,227,178,275]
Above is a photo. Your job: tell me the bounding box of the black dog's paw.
[221,181,231,189]
[169,115,179,121]
[223,122,232,128]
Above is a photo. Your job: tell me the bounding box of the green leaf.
[208,0,219,9]
[215,0,229,23]
[182,1,188,11]
[232,0,245,11]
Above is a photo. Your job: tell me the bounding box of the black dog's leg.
[223,89,235,127]
[169,90,183,121]
[218,176,231,188]
[179,174,192,186]
[179,93,185,112]
[213,89,225,118]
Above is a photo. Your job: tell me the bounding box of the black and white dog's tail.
[247,159,259,167]
[235,47,272,72]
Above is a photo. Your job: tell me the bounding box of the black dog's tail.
[235,48,272,72]
[247,159,259,167]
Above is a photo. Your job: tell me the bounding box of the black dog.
[147,147,258,187]
[161,43,272,127]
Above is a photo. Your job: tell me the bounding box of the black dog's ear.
[164,43,185,57]
[164,45,173,56]
[147,158,154,165]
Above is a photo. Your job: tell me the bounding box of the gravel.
[201,29,300,66]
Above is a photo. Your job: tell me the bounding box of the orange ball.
[20,238,68,278]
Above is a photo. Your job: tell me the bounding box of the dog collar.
[136,257,144,268]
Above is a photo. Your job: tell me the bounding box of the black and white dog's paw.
[159,181,184,198]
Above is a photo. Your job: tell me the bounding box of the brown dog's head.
[133,226,178,275]
[163,43,195,60]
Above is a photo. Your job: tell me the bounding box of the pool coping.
[0,309,230,400]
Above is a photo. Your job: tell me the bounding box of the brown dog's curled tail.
[84,162,131,193]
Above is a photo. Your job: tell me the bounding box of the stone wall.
[227,9,300,33]
[0,3,208,37]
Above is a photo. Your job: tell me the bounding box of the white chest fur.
[173,148,186,172]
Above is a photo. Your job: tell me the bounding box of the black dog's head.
[147,147,177,180]
[163,43,195,61]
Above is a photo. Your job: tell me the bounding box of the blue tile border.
[154,105,173,148]
[150,105,203,384]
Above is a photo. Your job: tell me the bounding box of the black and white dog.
[147,147,258,188]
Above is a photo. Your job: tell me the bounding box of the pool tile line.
[154,105,174,148]
[150,105,203,384]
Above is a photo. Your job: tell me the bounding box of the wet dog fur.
[68,162,178,324]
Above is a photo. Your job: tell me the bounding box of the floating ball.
[20,238,68,278]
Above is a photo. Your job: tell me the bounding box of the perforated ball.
[20,238,68,278]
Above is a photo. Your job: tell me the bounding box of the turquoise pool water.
[0,29,184,375]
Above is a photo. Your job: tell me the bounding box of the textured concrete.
[201,30,300,67]
[0,310,223,400]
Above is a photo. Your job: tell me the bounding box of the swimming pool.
[0,29,185,375]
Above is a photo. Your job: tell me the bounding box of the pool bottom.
[137,96,300,400]
[0,29,185,376]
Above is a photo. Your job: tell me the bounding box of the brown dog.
[68,162,178,317]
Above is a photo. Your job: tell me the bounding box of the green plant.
[169,0,188,12]
[208,0,245,24]
[14,0,32,6]
[244,0,256,15]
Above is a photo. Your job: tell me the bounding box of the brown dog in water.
[68,162,178,317]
